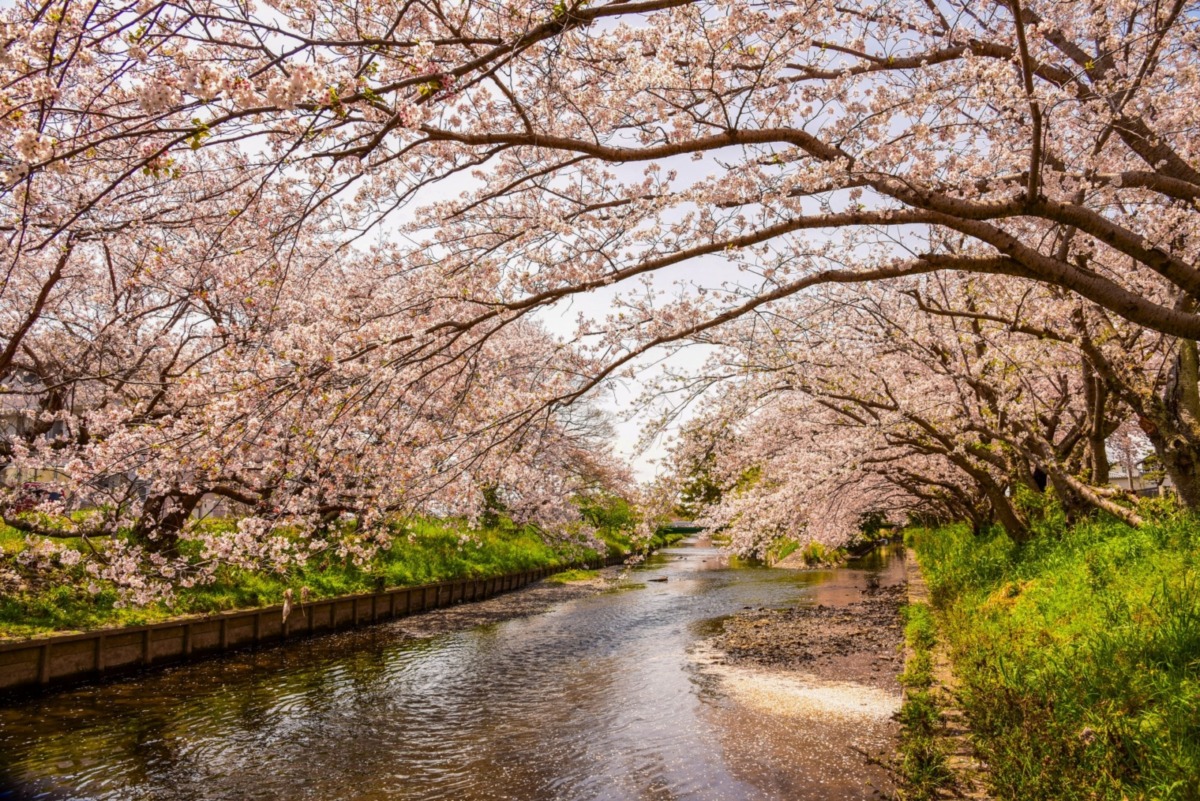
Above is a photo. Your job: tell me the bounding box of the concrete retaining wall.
[0,554,625,696]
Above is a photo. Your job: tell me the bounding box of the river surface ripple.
[0,539,904,801]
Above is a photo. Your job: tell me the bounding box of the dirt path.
[904,549,993,800]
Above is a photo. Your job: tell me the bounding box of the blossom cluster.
[2,0,1199,592]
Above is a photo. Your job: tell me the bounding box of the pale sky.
[393,148,745,485]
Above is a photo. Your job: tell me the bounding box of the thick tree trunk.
[1082,360,1111,484]
[984,483,1031,542]
[133,493,202,556]
[1177,340,1200,424]
[945,453,1032,541]
[1048,466,1143,527]
[1087,333,1200,511]
[1153,436,1200,508]
[1154,338,1200,509]
[1045,470,1101,526]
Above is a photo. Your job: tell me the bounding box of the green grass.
[908,514,1200,801]
[544,568,600,584]
[799,541,845,565]
[0,516,629,639]
[0,523,22,553]
[896,602,951,800]
[650,530,687,549]
[763,536,846,566]
[766,536,800,564]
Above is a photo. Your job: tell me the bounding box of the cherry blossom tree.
[4,0,1198,348]
[0,192,629,601]
[654,277,1156,552]
[400,0,1200,510]
[4,0,1200,586]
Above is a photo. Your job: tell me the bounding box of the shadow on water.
[0,539,903,801]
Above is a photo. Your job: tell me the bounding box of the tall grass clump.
[909,511,1200,801]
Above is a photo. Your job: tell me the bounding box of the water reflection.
[0,541,903,801]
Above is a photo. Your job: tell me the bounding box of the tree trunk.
[133,493,202,556]
[1082,359,1111,484]
[984,483,1031,542]
[1087,332,1200,510]
[1047,466,1143,527]
[1045,469,1098,526]
[1152,435,1200,508]
[1154,338,1200,508]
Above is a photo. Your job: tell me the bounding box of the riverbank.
[712,581,905,687]
[386,563,638,638]
[695,547,907,799]
[0,518,680,640]
[3,563,608,694]
[1,535,897,800]
[909,514,1200,800]
[897,548,988,801]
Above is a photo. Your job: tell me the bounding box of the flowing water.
[0,539,905,801]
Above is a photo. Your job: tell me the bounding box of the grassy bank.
[908,513,1200,800]
[543,568,600,584]
[0,517,632,640]
[896,602,951,800]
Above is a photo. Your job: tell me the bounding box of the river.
[0,538,905,801]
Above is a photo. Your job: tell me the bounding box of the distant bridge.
[661,520,705,533]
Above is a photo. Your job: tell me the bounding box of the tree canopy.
[2,0,1199,590]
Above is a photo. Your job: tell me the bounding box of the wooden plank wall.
[0,554,626,696]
